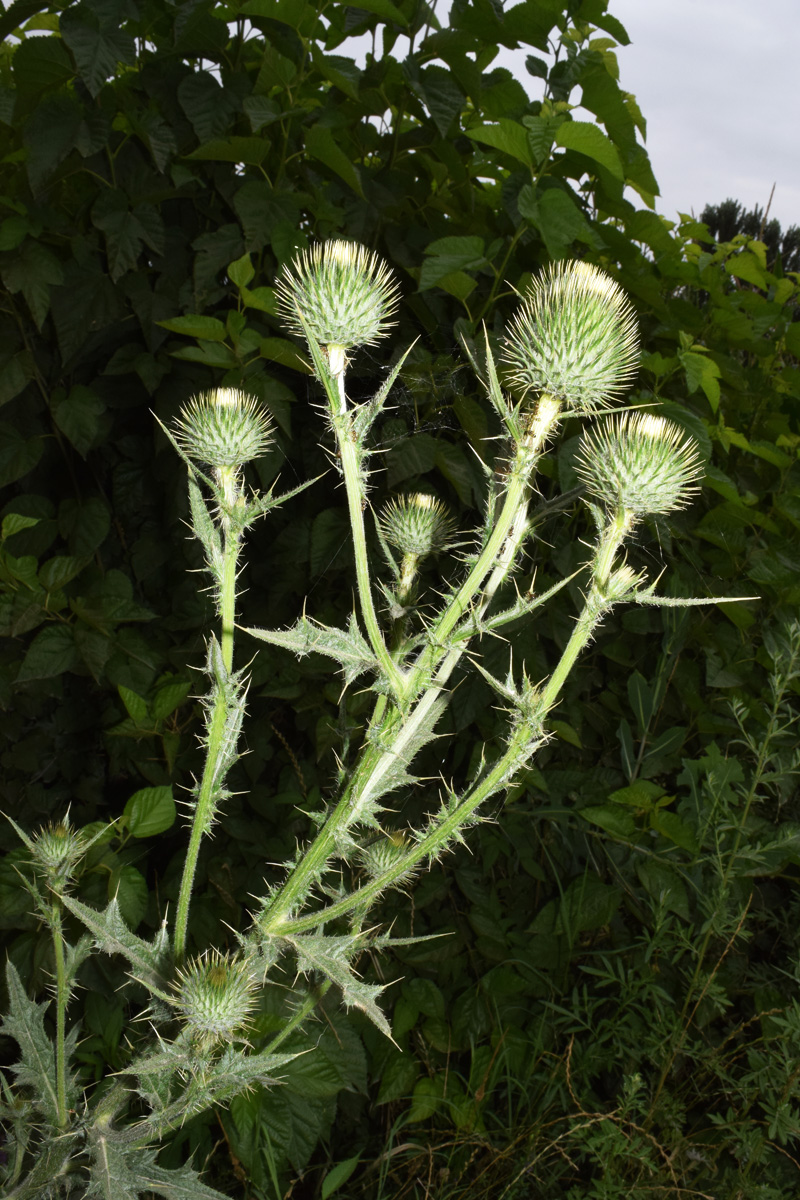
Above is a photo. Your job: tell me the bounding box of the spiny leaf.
[244,613,378,686]
[0,961,59,1126]
[60,896,172,999]
[285,932,391,1036]
[87,1140,228,1200]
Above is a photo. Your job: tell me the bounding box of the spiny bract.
[379,493,454,558]
[576,412,703,515]
[277,239,400,352]
[502,260,639,412]
[173,388,273,469]
[174,950,258,1047]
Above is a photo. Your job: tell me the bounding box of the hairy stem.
[51,903,68,1130]
[174,507,242,964]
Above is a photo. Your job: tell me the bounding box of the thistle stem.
[331,364,405,698]
[51,903,68,1130]
[174,508,243,964]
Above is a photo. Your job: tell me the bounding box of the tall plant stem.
[275,571,621,936]
[174,509,242,964]
[51,903,68,1130]
[256,398,562,934]
[330,361,405,697]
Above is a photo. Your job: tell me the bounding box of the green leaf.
[0,422,43,486]
[419,236,486,292]
[38,555,85,591]
[465,119,533,166]
[86,1142,229,1200]
[111,864,148,930]
[0,961,60,1126]
[649,809,699,855]
[1,238,64,328]
[16,623,77,682]
[627,671,653,735]
[287,932,390,1035]
[556,120,624,180]
[60,4,136,98]
[185,137,271,165]
[2,513,39,540]
[259,337,312,372]
[151,679,191,721]
[245,614,378,687]
[124,786,176,838]
[118,684,148,725]
[51,385,105,457]
[637,859,689,921]
[92,191,165,282]
[227,253,255,289]
[579,804,636,840]
[346,0,407,22]
[11,33,73,100]
[414,64,464,137]
[322,1155,362,1199]
[61,895,172,998]
[305,124,363,196]
[158,314,228,341]
[726,250,768,289]
[518,186,591,258]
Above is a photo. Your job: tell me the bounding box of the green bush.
[2,0,800,1196]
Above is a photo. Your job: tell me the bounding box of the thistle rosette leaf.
[173,387,273,470]
[502,260,639,411]
[379,493,454,558]
[277,239,400,356]
[576,412,703,515]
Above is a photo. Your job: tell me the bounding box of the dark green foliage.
[2,0,800,1197]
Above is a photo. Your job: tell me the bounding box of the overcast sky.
[609,0,799,233]
[349,0,798,236]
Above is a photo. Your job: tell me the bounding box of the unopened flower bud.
[502,260,639,412]
[31,817,86,887]
[576,412,702,516]
[379,493,454,559]
[175,951,257,1050]
[173,388,273,470]
[277,240,400,356]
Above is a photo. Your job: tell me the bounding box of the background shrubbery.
[2,0,800,1196]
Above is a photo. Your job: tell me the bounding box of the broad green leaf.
[0,422,43,486]
[51,385,105,457]
[305,124,363,196]
[0,238,64,327]
[414,64,464,137]
[92,190,164,281]
[259,337,312,372]
[38,555,84,592]
[726,250,768,289]
[16,623,77,681]
[465,119,533,166]
[579,804,636,839]
[2,513,39,539]
[608,780,667,809]
[11,33,73,99]
[637,859,690,921]
[347,0,407,22]
[549,718,583,749]
[650,809,700,855]
[151,678,191,721]
[0,349,34,406]
[557,120,624,179]
[124,786,176,838]
[227,253,255,288]
[111,864,148,929]
[419,236,486,292]
[59,497,111,557]
[185,137,271,165]
[118,684,148,725]
[158,314,227,341]
[60,5,136,98]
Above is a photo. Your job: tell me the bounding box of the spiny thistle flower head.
[173,388,273,470]
[502,260,639,412]
[276,240,400,356]
[174,950,258,1050]
[31,816,86,886]
[379,493,454,558]
[576,412,703,515]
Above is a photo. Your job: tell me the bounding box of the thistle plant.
[1,243,748,1200]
